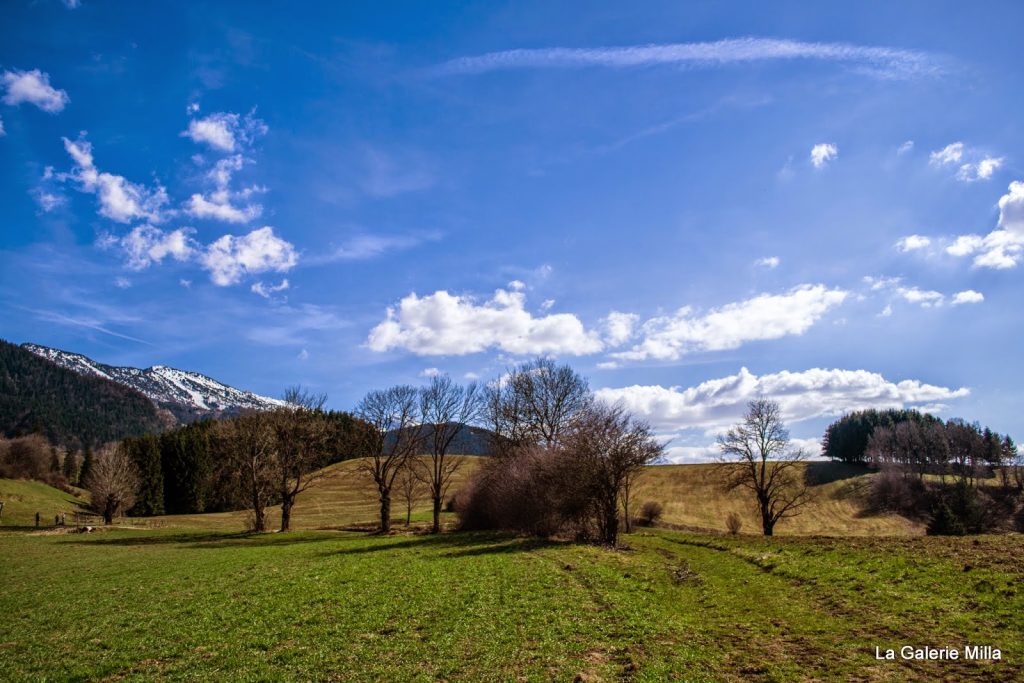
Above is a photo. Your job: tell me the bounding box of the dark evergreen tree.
[79,446,94,486]
[127,436,164,516]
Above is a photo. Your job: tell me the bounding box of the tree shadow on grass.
[316,531,560,558]
[61,529,354,549]
[803,461,872,486]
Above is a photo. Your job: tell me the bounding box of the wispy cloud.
[432,38,941,80]
[305,232,441,266]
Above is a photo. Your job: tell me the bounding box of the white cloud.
[420,367,442,378]
[463,371,480,381]
[863,275,901,291]
[113,277,131,289]
[947,181,1024,269]
[878,304,893,318]
[507,279,526,291]
[810,143,838,169]
[0,116,5,136]
[32,188,65,212]
[612,284,848,362]
[1,69,69,113]
[755,256,780,268]
[186,102,200,114]
[895,234,931,252]
[179,279,192,288]
[957,157,1004,182]
[103,225,196,270]
[60,135,169,223]
[185,154,265,223]
[250,278,290,299]
[367,287,604,357]
[433,38,939,80]
[596,366,969,437]
[201,226,298,286]
[540,299,556,311]
[602,311,639,346]
[951,290,984,305]
[897,286,944,307]
[897,140,914,155]
[182,111,267,153]
[930,142,964,166]
[62,0,81,8]
[596,361,619,370]
[931,142,1002,183]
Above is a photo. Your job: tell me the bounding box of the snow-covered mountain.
[22,343,287,422]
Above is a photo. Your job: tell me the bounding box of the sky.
[2,1,1022,461]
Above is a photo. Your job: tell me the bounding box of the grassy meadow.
[2,460,1021,681]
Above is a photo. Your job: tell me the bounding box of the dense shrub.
[726,512,742,535]
[637,501,664,527]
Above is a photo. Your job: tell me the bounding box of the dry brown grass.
[633,461,923,536]
[148,457,921,536]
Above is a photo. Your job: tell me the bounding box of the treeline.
[0,340,169,449]
[117,397,366,520]
[823,409,1022,534]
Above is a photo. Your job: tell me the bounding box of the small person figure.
[36,512,40,527]
[61,512,66,526]
[55,514,60,527]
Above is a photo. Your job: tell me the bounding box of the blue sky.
[2,1,1022,460]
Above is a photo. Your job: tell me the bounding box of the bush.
[637,501,663,527]
[726,512,742,535]
[867,466,928,517]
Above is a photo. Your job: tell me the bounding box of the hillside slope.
[151,459,919,536]
[0,340,169,448]
[0,478,87,527]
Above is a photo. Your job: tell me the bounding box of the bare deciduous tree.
[483,358,591,455]
[563,402,664,545]
[419,375,480,533]
[85,444,140,524]
[214,413,277,532]
[397,462,425,526]
[273,386,331,532]
[718,398,812,536]
[355,385,423,533]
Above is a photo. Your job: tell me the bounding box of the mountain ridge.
[22,343,286,423]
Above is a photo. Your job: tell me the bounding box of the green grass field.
[2,462,1020,680]
[1,526,1020,681]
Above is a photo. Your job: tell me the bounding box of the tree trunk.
[431,494,442,534]
[406,501,412,526]
[761,513,774,536]
[280,496,293,532]
[379,488,391,533]
[604,509,619,546]
[103,498,115,525]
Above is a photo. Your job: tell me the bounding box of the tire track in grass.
[645,533,1017,682]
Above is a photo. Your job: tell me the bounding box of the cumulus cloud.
[602,311,639,346]
[957,157,1004,182]
[951,290,984,305]
[432,38,940,80]
[896,286,944,307]
[810,143,838,169]
[185,154,263,223]
[895,234,931,252]
[930,142,964,166]
[366,287,604,357]
[595,366,969,437]
[612,284,848,361]
[101,225,196,270]
[202,226,298,286]
[60,135,169,223]
[946,181,1024,269]
[1,69,69,113]
[182,110,267,153]
[931,142,1003,183]
[250,278,290,299]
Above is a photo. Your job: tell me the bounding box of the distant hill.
[387,422,495,456]
[0,340,170,449]
[22,342,286,423]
